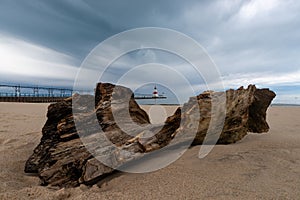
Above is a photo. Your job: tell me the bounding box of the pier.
[0,83,167,103]
[134,95,167,99]
[0,96,70,103]
[0,84,89,103]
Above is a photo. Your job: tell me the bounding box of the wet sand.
[0,103,299,199]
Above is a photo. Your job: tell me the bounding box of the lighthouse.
[152,85,159,98]
[134,85,166,100]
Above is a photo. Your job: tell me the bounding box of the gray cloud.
[0,0,300,103]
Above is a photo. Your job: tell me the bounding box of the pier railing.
[0,84,90,103]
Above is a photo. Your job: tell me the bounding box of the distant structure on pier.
[152,85,159,98]
[134,85,167,100]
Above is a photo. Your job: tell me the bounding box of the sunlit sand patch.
[148,105,168,124]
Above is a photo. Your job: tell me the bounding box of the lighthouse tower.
[152,85,159,98]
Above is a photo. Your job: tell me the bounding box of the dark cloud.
[0,0,300,103]
[0,0,199,60]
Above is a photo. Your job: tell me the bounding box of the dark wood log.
[25,83,275,187]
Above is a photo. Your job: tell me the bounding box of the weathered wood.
[25,83,275,187]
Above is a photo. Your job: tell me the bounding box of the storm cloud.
[0,0,299,103]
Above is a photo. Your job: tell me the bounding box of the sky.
[0,0,299,104]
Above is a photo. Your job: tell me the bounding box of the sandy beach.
[0,102,300,199]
